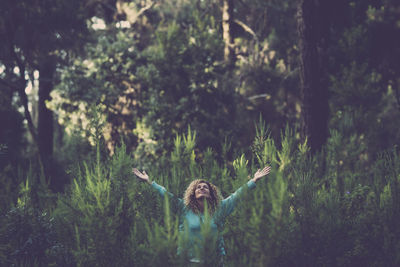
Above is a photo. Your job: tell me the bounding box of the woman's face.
[195,182,210,199]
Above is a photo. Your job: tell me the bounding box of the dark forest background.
[1,0,400,266]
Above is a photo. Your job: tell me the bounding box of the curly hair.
[183,179,223,214]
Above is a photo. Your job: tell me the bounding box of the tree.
[0,0,89,190]
[297,0,329,153]
[222,0,236,68]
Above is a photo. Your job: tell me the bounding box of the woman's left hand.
[251,166,271,183]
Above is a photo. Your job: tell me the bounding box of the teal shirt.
[151,180,256,259]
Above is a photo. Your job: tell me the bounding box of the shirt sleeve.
[151,181,170,197]
[219,180,256,217]
[150,181,185,212]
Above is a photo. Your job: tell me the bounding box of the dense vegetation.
[1,0,400,266]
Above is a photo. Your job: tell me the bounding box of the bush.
[2,126,400,266]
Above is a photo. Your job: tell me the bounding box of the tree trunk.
[222,0,236,68]
[38,59,55,182]
[297,0,329,153]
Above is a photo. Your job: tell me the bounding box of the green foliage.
[1,124,400,266]
[51,5,250,160]
[2,0,400,266]
[0,205,58,266]
[0,165,61,266]
[53,140,143,266]
[144,196,181,266]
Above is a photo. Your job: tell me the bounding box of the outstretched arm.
[220,166,271,217]
[133,168,151,184]
[132,168,184,211]
[250,166,271,183]
[133,168,167,197]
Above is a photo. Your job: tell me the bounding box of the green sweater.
[151,180,256,260]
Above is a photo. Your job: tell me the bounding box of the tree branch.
[234,19,259,42]
[248,94,270,101]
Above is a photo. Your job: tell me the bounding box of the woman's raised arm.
[132,168,184,212]
[132,168,151,184]
[220,166,271,217]
[250,166,271,183]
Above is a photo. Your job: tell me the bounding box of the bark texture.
[38,59,55,160]
[297,0,329,153]
[222,0,236,67]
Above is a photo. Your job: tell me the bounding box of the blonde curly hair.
[183,179,223,214]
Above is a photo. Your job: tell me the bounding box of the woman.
[132,166,271,265]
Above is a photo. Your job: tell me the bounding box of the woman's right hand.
[132,168,151,184]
